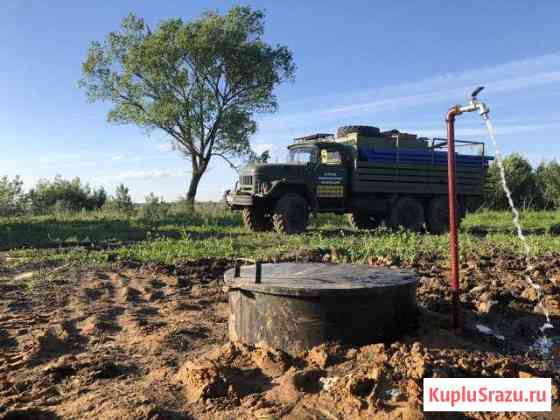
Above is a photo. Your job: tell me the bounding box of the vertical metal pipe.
[446,107,461,330]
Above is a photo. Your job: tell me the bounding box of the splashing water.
[484,119,554,356]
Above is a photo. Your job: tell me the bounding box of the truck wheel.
[388,196,424,232]
[347,212,380,230]
[426,196,462,234]
[242,207,273,232]
[273,193,309,234]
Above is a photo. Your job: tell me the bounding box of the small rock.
[521,287,539,302]
[263,369,302,404]
[476,298,498,314]
[469,285,487,295]
[410,342,423,355]
[175,361,227,402]
[543,295,560,316]
[307,345,329,369]
[319,376,338,392]
[346,348,358,359]
[190,285,205,298]
[14,272,36,281]
[252,343,289,378]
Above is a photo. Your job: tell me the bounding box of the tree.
[27,175,106,213]
[536,160,560,209]
[112,183,134,213]
[89,186,107,210]
[484,153,542,210]
[142,192,170,221]
[0,175,26,216]
[79,7,295,208]
[249,149,270,164]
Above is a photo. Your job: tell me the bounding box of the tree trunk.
[186,170,204,211]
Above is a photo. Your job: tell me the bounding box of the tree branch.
[211,152,239,173]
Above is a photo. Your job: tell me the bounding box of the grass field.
[1,207,559,272]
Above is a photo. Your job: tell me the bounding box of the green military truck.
[226,125,491,234]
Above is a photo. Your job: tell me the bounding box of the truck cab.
[227,135,352,233]
[288,140,351,211]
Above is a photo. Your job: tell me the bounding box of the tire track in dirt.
[0,263,231,418]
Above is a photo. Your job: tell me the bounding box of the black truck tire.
[388,196,425,232]
[273,193,309,234]
[336,125,381,138]
[426,196,462,234]
[347,212,380,230]
[242,207,273,232]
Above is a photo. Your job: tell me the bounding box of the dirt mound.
[176,360,228,402]
[0,255,558,418]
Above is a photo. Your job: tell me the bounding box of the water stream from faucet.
[483,118,554,356]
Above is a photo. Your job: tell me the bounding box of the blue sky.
[2,1,560,202]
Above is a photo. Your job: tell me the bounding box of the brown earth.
[0,252,559,419]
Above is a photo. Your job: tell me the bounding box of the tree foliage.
[79,7,295,205]
[108,183,135,213]
[142,192,170,221]
[536,160,560,209]
[28,175,106,214]
[0,176,26,216]
[484,154,542,210]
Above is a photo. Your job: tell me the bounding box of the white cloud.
[156,143,174,152]
[415,121,560,139]
[258,52,560,129]
[112,170,176,181]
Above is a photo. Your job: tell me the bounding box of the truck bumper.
[227,193,254,209]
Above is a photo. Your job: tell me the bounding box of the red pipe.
[446,106,461,330]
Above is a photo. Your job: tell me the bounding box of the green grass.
[0,208,241,250]
[1,208,559,269]
[462,209,560,233]
[115,228,560,265]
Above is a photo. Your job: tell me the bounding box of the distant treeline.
[484,154,560,211]
[0,175,176,219]
[1,154,559,217]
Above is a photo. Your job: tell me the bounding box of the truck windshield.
[288,147,315,164]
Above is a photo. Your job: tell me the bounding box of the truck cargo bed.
[353,148,490,195]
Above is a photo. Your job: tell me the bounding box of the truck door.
[315,146,348,210]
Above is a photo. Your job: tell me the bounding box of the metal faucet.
[457,86,490,120]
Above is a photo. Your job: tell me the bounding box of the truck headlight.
[259,182,271,194]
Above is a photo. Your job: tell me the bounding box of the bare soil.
[0,253,559,419]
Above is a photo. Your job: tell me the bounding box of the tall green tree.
[484,153,542,210]
[0,175,26,216]
[536,160,560,209]
[79,7,295,207]
[112,183,134,213]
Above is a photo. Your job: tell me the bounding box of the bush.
[105,184,135,214]
[142,193,170,221]
[536,160,560,209]
[0,175,27,216]
[484,154,542,210]
[28,175,106,214]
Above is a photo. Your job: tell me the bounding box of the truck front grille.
[240,175,253,186]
